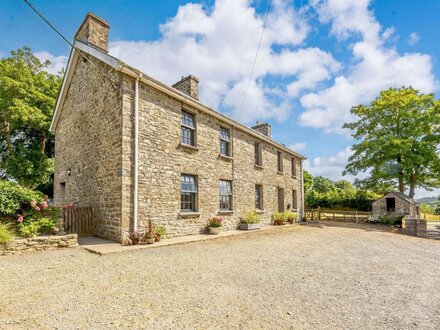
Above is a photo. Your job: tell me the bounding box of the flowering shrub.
[16,196,60,238]
[241,210,261,224]
[0,180,43,216]
[207,217,223,228]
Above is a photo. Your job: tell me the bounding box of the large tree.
[0,47,62,189]
[343,87,440,198]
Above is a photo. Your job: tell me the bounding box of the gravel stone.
[1,222,439,329]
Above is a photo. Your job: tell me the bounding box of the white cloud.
[288,142,306,151]
[408,32,420,45]
[109,0,339,123]
[35,51,68,75]
[304,147,355,181]
[300,0,437,133]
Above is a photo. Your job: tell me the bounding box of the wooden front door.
[278,188,284,212]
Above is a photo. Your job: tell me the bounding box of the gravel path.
[1,222,440,329]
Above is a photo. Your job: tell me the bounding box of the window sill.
[291,175,297,179]
[277,171,284,175]
[179,212,200,218]
[218,210,234,214]
[255,209,264,214]
[179,143,199,151]
[218,154,233,161]
[254,164,264,170]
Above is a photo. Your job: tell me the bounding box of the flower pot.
[146,236,155,244]
[239,223,261,230]
[131,238,140,245]
[155,234,161,242]
[209,227,222,235]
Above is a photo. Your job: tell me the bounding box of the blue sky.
[1,0,439,197]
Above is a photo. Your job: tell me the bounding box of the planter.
[131,238,140,245]
[209,227,222,235]
[239,223,261,230]
[145,236,155,244]
[155,234,161,242]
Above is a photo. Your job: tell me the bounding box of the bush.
[0,180,43,216]
[154,225,167,237]
[285,211,298,223]
[272,212,287,225]
[241,211,261,224]
[0,223,14,244]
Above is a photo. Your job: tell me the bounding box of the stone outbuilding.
[372,192,420,219]
[51,13,306,242]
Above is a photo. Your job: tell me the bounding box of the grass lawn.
[423,213,440,221]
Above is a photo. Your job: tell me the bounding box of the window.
[255,185,263,210]
[181,174,197,212]
[291,158,296,177]
[254,142,262,166]
[386,197,395,212]
[181,110,195,146]
[277,151,283,172]
[220,127,231,156]
[219,180,233,211]
[277,187,284,212]
[292,189,298,210]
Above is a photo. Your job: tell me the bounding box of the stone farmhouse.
[372,192,420,219]
[51,13,306,242]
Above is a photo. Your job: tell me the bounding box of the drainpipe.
[133,74,142,232]
[301,159,305,221]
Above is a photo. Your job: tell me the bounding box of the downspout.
[133,74,142,232]
[301,159,305,221]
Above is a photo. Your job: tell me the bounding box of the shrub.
[0,180,43,216]
[272,212,287,225]
[0,223,14,244]
[241,211,261,224]
[207,217,223,228]
[15,196,60,238]
[154,226,167,237]
[285,211,298,223]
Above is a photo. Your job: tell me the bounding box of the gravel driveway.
[1,222,439,329]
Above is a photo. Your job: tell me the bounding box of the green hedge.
[0,180,43,216]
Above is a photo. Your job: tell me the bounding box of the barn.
[372,192,420,219]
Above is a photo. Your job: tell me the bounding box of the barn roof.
[379,192,418,204]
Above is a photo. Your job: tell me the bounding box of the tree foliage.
[343,87,440,198]
[0,47,62,189]
[304,171,379,211]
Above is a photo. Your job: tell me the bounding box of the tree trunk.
[397,156,404,193]
[408,183,415,198]
[39,135,46,154]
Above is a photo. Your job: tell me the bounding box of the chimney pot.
[74,13,110,52]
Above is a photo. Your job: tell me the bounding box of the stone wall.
[404,218,427,238]
[121,75,303,238]
[1,234,78,256]
[372,195,419,218]
[54,56,123,242]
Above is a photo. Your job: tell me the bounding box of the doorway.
[277,188,284,212]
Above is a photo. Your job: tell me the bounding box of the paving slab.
[78,223,300,255]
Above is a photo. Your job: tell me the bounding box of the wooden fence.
[305,208,371,223]
[63,207,95,236]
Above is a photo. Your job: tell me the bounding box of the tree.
[343,87,440,198]
[0,48,62,189]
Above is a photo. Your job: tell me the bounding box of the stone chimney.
[74,13,110,52]
[172,75,199,100]
[252,121,271,138]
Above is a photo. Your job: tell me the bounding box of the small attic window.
[386,197,396,212]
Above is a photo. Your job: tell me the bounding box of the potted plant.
[285,211,298,224]
[207,217,223,234]
[154,226,166,242]
[129,231,141,245]
[240,210,261,230]
[272,212,286,225]
[143,217,155,244]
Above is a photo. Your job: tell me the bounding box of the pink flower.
[44,195,49,201]
[42,201,48,209]
[30,200,36,208]
[17,216,24,223]
[35,206,40,212]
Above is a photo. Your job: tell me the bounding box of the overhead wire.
[237,0,273,121]
[22,0,118,89]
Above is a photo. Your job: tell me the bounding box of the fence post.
[355,211,358,223]
[317,207,321,221]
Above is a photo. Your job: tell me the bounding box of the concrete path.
[77,223,299,255]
